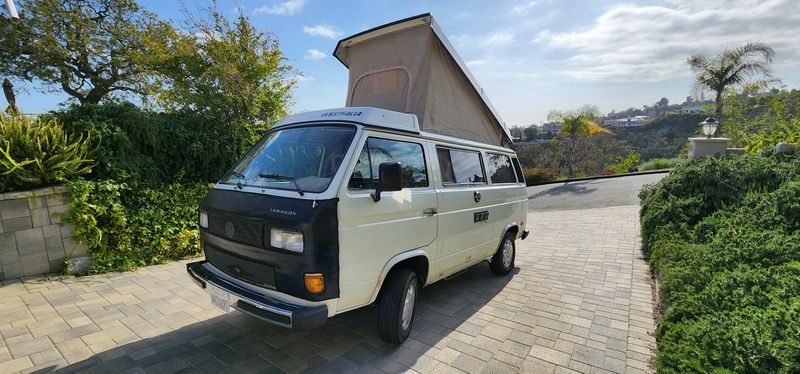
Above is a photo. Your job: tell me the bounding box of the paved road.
[0,174,662,373]
[0,205,655,374]
[527,173,668,211]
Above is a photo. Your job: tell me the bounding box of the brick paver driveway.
[0,205,655,373]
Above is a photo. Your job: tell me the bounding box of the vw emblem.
[224,221,235,238]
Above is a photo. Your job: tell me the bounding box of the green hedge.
[56,103,262,183]
[64,179,212,273]
[639,155,800,372]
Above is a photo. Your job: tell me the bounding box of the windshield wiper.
[259,173,305,196]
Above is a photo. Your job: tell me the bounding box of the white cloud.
[254,0,306,16]
[512,1,539,15]
[482,32,514,46]
[303,24,343,39]
[304,49,326,59]
[533,0,800,82]
[466,59,488,67]
[454,32,515,48]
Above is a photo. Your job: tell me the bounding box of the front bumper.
[187,260,328,331]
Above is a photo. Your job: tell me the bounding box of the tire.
[378,268,418,344]
[490,232,516,275]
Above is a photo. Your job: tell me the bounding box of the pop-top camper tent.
[333,14,513,146]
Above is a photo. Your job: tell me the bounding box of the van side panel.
[481,184,528,244]
[336,133,438,312]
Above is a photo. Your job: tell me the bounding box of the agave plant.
[0,114,94,192]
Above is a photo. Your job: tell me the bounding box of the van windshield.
[220,125,356,193]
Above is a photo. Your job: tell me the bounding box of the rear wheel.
[490,232,516,275]
[378,268,418,344]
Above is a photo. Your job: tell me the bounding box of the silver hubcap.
[502,239,514,268]
[401,281,416,330]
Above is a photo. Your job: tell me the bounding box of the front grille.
[208,213,264,248]
[205,244,276,289]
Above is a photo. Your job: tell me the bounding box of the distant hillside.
[611,114,707,160]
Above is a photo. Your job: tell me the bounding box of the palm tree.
[687,42,775,137]
[550,106,611,178]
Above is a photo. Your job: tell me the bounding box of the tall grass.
[639,157,683,171]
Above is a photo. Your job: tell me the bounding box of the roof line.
[332,12,431,67]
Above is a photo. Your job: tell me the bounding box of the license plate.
[209,285,230,313]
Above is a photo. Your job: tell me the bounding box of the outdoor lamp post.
[4,0,19,22]
[701,117,717,138]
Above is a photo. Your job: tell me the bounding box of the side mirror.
[371,162,402,202]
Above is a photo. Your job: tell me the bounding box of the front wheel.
[490,232,516,275]
[378,268,418,344]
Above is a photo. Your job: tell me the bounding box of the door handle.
[473,191,481,203]
[423,208,437,216]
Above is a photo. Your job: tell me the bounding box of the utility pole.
[4,0,19,22]
[4,0,19,21]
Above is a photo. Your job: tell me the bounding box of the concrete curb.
[526,169,671,187]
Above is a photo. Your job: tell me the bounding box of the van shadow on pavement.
[48,264,516,373]
[527,181,597,201]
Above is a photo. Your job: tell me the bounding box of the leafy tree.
[687,42,776,136]
[724,90,800,151]
[550,105,611,178]
[0,0,174,104]
[149,7,296,130]
[523,125,539,141]
[657,97,669,108]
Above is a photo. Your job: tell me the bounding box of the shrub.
[639,155,795,255]
[56,103,260,182]
[606,151,640,174]
[0,114,94,192]
[65,179,211,273]
[523,167,560,184]
[639,157,684,171]
[640,155,800,373]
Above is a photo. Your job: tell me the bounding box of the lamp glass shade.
[702,122,717,137]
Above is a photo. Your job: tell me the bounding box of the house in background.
[604,115,655,128]
[541,122,561,136]
[679,104,710,114]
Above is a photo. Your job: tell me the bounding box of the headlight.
[199,211,208,228]
[270,228,304,253]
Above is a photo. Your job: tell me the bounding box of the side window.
[511,157,525,184]
[437,147,486,185]
[348,145,372,189]
[348,138,428,189]
[487,153,516,184]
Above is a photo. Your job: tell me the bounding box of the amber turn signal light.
[304,273,325,294]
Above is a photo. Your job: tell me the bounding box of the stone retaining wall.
[0,186,86,280]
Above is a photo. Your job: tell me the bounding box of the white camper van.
[186,14,530,343]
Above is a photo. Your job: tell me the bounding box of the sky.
[8,0,800,126]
